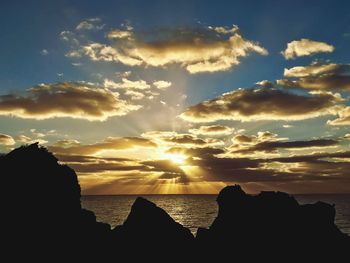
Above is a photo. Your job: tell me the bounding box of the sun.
[165,153,187,165]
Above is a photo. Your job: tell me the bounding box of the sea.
[82,194,350,236]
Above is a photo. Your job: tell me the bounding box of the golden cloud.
[283,63,344,78]
[49,136,157,156]
[179,88,341,123]
[327,107,350,125]
[14,135,32,143]
[103,78,151,90]
[142,131,223,148]
[0,82,141,121]
[281,38,334,59]
[153,80,172,90]
[189,125,234,136]
[42,132,350,194]
[79,25,267,73]
[279,62,350,92]
[0,133,15,145]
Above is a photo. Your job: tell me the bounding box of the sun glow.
[165,153,187,164]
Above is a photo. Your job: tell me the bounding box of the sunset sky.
[1,0,350,194]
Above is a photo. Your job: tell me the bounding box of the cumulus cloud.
[103,78,151,90]
[83,43,143,65]
[179,88,341,123]
[231,131,280,145]
[0,133,15,145]
[327,107,350,125]
[283,63,348,78]
[281,38,334,59]
[60,31,79,45]
[76,18,104,31]
[40,49,49,56]
[189,125,234,136]
[76,25,267,73]
[153,81,172,90]
[124,90,145,100]
[103,78,172,91]
[279,63,350,91]
[0,82,141,121]
[107,29,133,39]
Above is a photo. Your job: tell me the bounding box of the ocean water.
[81,194,350,236]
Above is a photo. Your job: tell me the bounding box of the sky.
[1,0,350,194]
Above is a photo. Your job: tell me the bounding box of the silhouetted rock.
[112,197,194,258]
[2,144,349,261]
[196,185,350,260]
[1,143,111,260]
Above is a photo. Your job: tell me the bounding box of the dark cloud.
[233,139,339,154]
[0,82,141,121]
[180,88,340,122]
[163,134,223,147]
[279,63,350,91]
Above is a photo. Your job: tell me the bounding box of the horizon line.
[81,192,350,197]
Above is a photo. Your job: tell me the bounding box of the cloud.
[153,81,172,90]
[60,31,80,46]
[189,125,234,136]
[107,29,133,39]
[124,90,145,100]
[83,43,143,66]
[231,131,280,145]
[283,63,348,78]
[0,82,141,121]
[179,87,341,123]
[281,39,334,59]
[65,50,82,58]
[76,25,267,73]
[0,133,15,145]
[76,18,104,31]
[142,131,223,148]
[279,62,350,91]
[233,138,338,154]
[44,131,350,193]
[327,107,350,125]
[278,75,350,92]
[15,135,32,143]
[49,136,157,155]
[163,134,224,147]
[40,49,49,55]
[13,134,47,144]
[103,78,151,90]
[52,139,81,147]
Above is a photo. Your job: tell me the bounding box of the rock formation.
[1,144,349,261]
